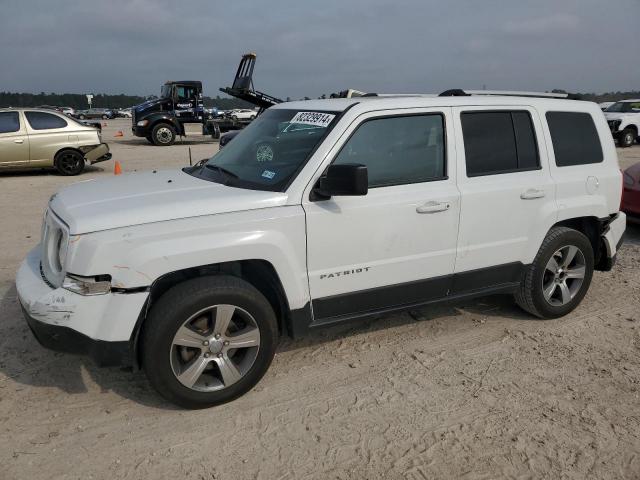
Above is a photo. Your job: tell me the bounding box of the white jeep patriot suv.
[17,92,626,409]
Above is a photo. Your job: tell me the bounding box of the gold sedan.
[0,108,111,175]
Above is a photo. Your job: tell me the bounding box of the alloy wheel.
[169,304,261,392]
[541,245,586,306]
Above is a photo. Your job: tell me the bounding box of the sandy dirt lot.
[1,119,639,479]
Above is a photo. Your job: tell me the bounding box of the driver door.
[303,108,460,323]
[174,85,199,123]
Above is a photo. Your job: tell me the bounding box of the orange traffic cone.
[114,130,123,137]
[114,161,122,175]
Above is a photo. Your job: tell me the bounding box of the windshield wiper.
[205,163,239,179]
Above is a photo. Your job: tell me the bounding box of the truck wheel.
[619,129,636,148]
[54,150,85,176]
[514,227,594,319]
[141,276,279,409]
[152,123,176,146]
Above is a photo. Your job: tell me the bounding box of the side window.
[546,112,603,166]
[25,111,68,130]
[176,86,195,100]
[0,112,20,133]
[461,110,539,177]
[333,114,446,188]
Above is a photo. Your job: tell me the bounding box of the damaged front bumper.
[16,246,148,366]
[82,143,112,165]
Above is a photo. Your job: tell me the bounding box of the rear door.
[452,106,557,288]
[0,111,29,167]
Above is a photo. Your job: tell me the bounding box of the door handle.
[520,189,545,200]
[416,201,450,214]
[14,139,24,144]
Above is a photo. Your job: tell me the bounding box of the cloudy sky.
[1,0,638,99]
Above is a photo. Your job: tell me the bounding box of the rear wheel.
[78,114,86,120]
[619,129,636,148]
[54,150,85,176]
[152,123,176,146]
[141,276,279,409]
[515,227,594,318]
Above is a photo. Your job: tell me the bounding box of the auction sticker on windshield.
[290,112,335,128]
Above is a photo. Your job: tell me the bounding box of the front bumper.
[131,126,149,137]
[16,247,148,366]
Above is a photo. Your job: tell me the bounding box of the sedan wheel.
[54,150,85,176]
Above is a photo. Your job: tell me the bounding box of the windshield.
[186,109,339,191]
[606,101,640,113]
[160,84,172,99]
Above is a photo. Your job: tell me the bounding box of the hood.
[604,112,635,121]
[625,161,640,181]
[134,97,170,113]
[49,170,288,234]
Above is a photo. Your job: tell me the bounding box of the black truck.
[131,54,282,146]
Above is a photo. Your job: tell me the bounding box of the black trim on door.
[309,262,525,329]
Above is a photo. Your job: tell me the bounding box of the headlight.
[63,274,112,296]
[137,120,149,127]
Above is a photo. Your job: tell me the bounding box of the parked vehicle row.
[16,93,626,408]
[0,108,111,175]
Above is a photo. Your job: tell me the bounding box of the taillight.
[620,169,624,210]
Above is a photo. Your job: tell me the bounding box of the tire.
[102,114,108,120]
[79,114,86,120]
[515,226,594,319]
[619,129,636,148]
[151,123,176,146]
[54,150,85,176]
[141,275,279,409]
[250,115,256,120]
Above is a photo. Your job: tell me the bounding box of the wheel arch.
[550,215,611,270]
[129,259,291,366]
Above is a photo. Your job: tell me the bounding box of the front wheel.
[102,114,108,120]
[515,227,594,318]
[141,276,279,409]
[619,129,636,148]
[151,123,176,146]
[78,114,86,120]
[54,150,85,176]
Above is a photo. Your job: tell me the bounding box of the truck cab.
[132,81,206,145]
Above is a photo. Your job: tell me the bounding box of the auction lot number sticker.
[290,112,335,128]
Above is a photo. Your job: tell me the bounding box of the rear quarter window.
[546,111,603,166]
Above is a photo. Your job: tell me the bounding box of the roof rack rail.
[439,89,572,99]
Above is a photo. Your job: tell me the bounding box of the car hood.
[625,161,640,181]
[604,112,636,121]
[49,170,288,234]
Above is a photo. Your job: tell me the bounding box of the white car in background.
[118,108,132,118]
[230,109,257,121]
[604,99,640,147]
[61,107,75,116]
[599,102,614,111]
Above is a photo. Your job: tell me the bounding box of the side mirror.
[314,164,368,199]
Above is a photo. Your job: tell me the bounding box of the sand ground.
[1,119,639,479]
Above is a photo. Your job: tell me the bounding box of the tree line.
[0,92,252,110]
[1,90,638,110]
